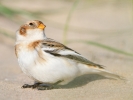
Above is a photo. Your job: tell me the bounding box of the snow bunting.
[15,20,123,90]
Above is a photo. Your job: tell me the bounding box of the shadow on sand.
[55,74,108,89]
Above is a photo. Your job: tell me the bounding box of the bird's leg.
[37,83,53,90]
[22,82,41,89]
[37,80,63,90]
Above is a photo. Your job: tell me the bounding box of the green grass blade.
[0,28,15,39]
[0,4,18,17]
[68,40,133,57]
[63,0,80,44]
[0,4,40,22]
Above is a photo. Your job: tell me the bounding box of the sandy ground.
[0,0,133,100]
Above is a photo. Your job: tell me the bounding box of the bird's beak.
[38,23,46,30]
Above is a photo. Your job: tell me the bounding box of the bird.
[15,20,123,90]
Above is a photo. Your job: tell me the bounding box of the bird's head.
[16,20,46,42]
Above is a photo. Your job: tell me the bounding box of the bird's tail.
[97,69,125,80]
[79,64,125,80]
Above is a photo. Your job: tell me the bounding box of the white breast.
[17,46,38,78]
[17,45,80,84]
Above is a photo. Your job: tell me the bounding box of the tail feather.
[79,64,125,80]
[98,70,125,80]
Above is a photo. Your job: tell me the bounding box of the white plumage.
[15,20,123,90]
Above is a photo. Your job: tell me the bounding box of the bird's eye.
[29,23,33,26]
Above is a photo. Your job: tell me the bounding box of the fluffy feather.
[15,20,123,87]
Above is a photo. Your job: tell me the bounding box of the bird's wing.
[40,38,104,69]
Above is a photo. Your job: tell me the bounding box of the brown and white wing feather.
[40,39,104,69]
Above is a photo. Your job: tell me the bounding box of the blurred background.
[0,0,133,100]
[0,0,132,57]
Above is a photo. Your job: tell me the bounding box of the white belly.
[18,50,80,85]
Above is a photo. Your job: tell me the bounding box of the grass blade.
[63,0,80,44]
[0,28,15,39]
[68,40,133,57]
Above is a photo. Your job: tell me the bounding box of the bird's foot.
[22,83,41,89]
[22,83,52,90]
[22,80,63,90]
[37,83,53,90]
